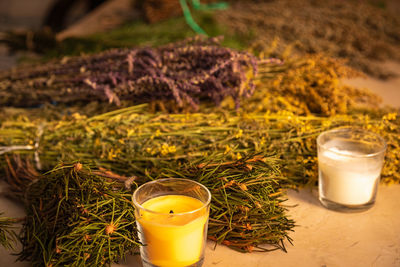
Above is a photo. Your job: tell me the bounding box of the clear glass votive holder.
[132,178,211,267]
[317,127,387,212]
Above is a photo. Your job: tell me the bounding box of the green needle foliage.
[18,163,140,267]
[158,155,294,253]
[16,156,293,266]
[0,213,17,250]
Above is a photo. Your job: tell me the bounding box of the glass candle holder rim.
[317,127,387,158]
[132,178,212,216]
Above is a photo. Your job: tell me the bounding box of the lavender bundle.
[0,36,257,109]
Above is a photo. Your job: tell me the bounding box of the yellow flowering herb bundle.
[0,104,398,189]
[240,53,381,116]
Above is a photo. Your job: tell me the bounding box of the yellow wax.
[137,195,208,267]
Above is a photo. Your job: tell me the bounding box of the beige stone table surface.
[1,62,400,267]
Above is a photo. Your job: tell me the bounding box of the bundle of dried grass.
[219,0,400,79]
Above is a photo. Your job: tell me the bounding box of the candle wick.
[169,210,174,214]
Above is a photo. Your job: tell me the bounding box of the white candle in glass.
[317,128,386,211]
[319,144,381,205]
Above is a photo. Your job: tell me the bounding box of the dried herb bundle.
[219,0,400,79]
[0,212,17,250]
[0,104,398,190]
[245,53,380,116]
[0,35,380,117]
[158,155,294,252]
[0,36,257,109]
[18,163,140,266]
[0,50,381,119]
[14,157,292,266]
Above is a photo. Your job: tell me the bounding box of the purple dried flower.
[0,36,264,109]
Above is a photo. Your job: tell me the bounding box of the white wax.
[319,145,381,205]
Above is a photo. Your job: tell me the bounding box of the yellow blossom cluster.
[145,143,177,156]
[239,54,379,116]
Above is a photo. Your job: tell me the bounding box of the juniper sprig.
[15,156,293,266]
[18,163,140,267]
[0,213,17,250]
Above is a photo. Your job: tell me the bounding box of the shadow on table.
[286,187,322,209]
[113,254,143,267]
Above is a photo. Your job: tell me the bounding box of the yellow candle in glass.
[133,179,211,267]
[137,195,208,267]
